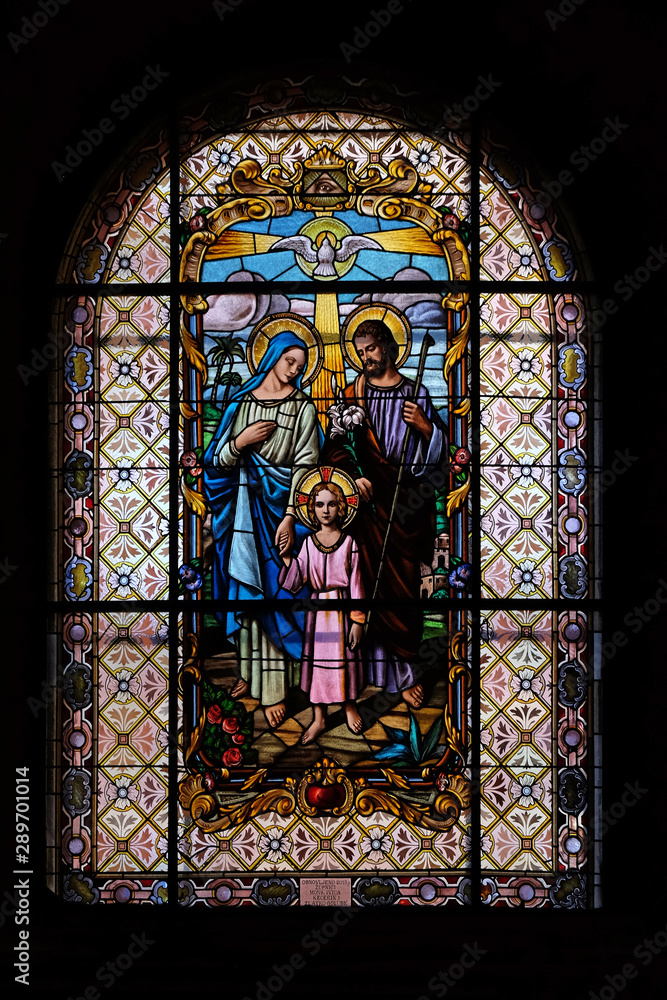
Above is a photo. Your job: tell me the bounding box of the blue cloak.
[203,332,322,659]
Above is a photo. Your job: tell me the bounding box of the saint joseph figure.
[203,331,322,727]
[322,319,447,708]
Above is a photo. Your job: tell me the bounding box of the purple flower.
[448,563,472,589]
[179,563,202,591]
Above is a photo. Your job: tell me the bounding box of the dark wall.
[2,1,665,996]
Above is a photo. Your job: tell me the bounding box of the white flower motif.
[158,195,191,221]
[158,304,170,327]
[458,195,491,220]
[509,348,542,383]
[157,830,190,858]
[111,246,141,281]
[158,517,169,536]
[480,513,494,534]
[208,141,240,177]
[109,458,141,492]
[510,454,543,488]
[480,299,492,324]
[327,401,365,437]
[108,775,140,810]
[258,827,291,863]
[510,773,544,807]
[359,826,392,864]
[107,669,140,703]
[508,243,538,278]
[511,559,543,596]
[156,728,172,749]
[155,623,169,644]
[509,667,545,702]
[462,831,493,854]
[109,352,140,387]
[108,563,140,598]
[408,140,441,175]
[480,727,493,746]
[480,406,493,428]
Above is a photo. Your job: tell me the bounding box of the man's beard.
[363,352,388,377]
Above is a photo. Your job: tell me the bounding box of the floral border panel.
[479,144,578,283]
[554,295,590,601]
[480,293,556,600]
[57,132,170,285]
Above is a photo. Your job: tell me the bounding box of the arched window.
[49,77,598,909]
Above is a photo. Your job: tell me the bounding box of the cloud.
[405,300,448,328]
[202,270,288,331]
[353,267,442,313]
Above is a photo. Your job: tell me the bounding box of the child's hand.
[348,622,363,650]
[275,514,295,556]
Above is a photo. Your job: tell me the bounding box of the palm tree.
[207,335,245,408]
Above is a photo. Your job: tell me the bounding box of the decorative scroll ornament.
[179,755,471,835]
[178,149,471,430]
[443,306,470,378]
[446,479,470,517]
[180,477,208,518]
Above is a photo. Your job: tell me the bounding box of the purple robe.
[322,375,447,693]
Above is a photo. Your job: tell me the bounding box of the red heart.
[306,784,346,810]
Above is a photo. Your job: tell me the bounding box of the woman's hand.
[235,420,277,450]
[348,622,363,650]
[355,477,373,503]
[402,401,432,440]
[275,514,295,556]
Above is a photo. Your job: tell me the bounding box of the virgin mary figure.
[203,328,322,727]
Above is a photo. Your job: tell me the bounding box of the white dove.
[271,231,381,277]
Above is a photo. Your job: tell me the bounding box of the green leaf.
[380,723,410,747]
[421,714,445,762]
[408,714,422,763]
[373,745,412,762]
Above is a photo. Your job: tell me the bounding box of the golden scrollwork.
[355,785,429,825]
[223,159,296,207]
[179,774,296,834]
[443,306,470,378]
[180,753,471,835]
[181,477,208,518]
[181,399,198,420]
[446,479,470,518]
[179,309,207,380]
[424,774,472,832]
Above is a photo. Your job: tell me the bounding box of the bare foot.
[231,678,249,698]
[401,683,424,709]
[345,701,364,734]
[301,713,326,745]
[264,701,286,728]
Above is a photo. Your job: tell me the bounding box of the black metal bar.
[470,113,482,912]
[168,99,180,912]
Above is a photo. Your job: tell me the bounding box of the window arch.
[49,76,598,909]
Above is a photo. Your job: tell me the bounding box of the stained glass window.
[49,78,599,909]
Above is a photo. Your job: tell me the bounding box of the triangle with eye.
[303,171,347,196]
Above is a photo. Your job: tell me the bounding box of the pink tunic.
[279,533,364,704]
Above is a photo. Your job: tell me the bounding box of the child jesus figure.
[279,474,365,745]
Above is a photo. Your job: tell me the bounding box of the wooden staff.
[365,333,435,629]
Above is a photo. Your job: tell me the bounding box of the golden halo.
[294,466,359,529]
[247,313,324,388]
[341,303,412,372]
